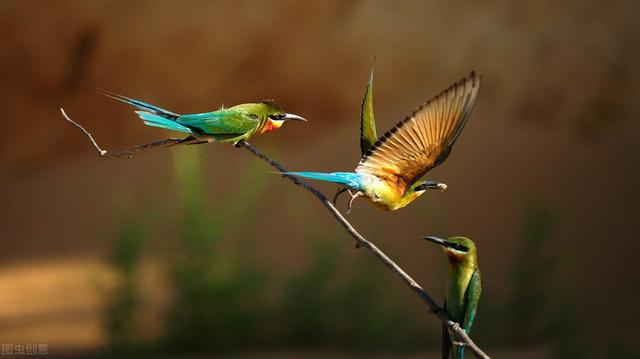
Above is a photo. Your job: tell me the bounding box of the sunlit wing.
[355,72,481,194]
[177,110,259,135]
[360,67,377,156]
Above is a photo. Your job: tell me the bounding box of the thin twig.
[61,108,184,159]
[60,110,490,358]
[238,140,490,359]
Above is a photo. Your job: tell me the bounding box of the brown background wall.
[1,0,639,356]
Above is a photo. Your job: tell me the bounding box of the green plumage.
[359,67,377,156]
[98,90,305,145]
[423,236,481,359]
[177,105,268,141]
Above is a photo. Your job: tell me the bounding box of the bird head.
[385,180,447,210]
[259,99,306,133]
[404,180,447,201]
[422,236,477,267]
[412,180,447,193]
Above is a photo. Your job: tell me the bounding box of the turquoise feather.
[282,172,365,191]
[135,111,193,133]
[96,89,306,144]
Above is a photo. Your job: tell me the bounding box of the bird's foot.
[449,323,468,347]
[332,187,348,205]
[346,190,362,214]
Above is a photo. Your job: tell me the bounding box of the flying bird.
[98,90,306,147]
[284,70,481,211]
[423,236,481,359]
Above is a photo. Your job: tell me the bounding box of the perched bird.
[283,70,481,211]
[99,90,306,146]
[423,236,481,359]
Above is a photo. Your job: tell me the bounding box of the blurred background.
[1,0,639,357]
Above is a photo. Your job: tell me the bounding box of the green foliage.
[279,242,340,347]
[475,196,588,358]
[505,197,560,342]
[102,148,434,356]
[161,148,270,353]
[278,240,430,352]
[102,191,148,358]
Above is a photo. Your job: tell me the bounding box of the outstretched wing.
[360,67,377,156]
[177,110,260,135]
[355,72,481,194]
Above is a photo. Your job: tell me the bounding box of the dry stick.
[238,141,490,359]
[59,108,490,359]
[60,108,184,159]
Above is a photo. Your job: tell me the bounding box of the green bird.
[423,236,481,359]
[283,69,481,212]
[98,90,306,147]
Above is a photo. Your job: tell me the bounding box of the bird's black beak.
[421,236,450,248]
[283,113,307,122]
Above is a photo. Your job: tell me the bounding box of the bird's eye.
[453,244,468,252]
[269,114,285,121]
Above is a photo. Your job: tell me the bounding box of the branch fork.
[60,108,490,359]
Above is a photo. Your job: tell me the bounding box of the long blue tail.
[97,89,192,133]
[283,172,364,190]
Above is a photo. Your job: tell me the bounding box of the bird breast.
[361,178,406,211]
[260,119,284,134]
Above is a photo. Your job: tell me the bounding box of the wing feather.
[360,67,378,156]
[355,72,481,194]
[463,269,482,333]
[177,110,259,135]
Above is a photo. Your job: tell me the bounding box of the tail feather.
[97,89,180,119]
[443,327,464,359]
[283,172,364,190]
[98,89,193,133]
[136,111,192,133]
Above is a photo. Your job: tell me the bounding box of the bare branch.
[59,109,490,358]
[237,141,490,359]
[60,108,184,159]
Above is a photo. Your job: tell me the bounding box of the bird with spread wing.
[284,69,481,212]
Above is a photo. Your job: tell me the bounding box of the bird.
[422,236,481,359]
[98,90,307,147]
[282,69,481,212]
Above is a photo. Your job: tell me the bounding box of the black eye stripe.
[452,244,468,252]
[269,114,285,120]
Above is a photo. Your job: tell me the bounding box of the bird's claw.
[346,190,362,214]
[332,187,348,205]
[448,323,468,348]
